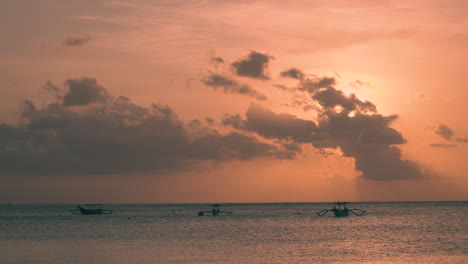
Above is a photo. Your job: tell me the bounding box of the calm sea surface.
[0,202,466,264]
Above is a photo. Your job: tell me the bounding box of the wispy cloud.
[61,35,93,47]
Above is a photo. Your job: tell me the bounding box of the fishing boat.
[316,201,366,217]
[70,204,112,215]
[198,204,232,216]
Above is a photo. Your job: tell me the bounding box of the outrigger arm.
[316,209,331,216]
[350,209,366,216]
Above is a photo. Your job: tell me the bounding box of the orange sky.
[0,0,467,203]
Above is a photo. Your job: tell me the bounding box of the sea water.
[0,202,466,263]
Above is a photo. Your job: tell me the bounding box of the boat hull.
[70,206,112,215]
[332,209,349,217]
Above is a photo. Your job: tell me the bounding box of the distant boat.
[70,204,112,215]
[198,204,232,216]
[316,202,366,217]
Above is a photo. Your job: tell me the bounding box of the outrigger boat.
[70,204,112,215]
[316,202,366,217]
[198,204,232,216]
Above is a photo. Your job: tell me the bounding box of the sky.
[0,0,467,203]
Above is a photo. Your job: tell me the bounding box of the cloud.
[302,80,422,180]
[312,87,377,113]
[280,68,305,80]
[223,104,319,143]
[43,81,61,93]
[435,124,454,141]
[349,80,371,89]
[61,35,92,47]
[63,78,109,106]
[201,73,267,100]
[205,117,214,125]
[231,51,273,79]
[222,74,426,181]
[273,84,293,92]
[456,137,468,143]
[299,76,336,93]
[429,143,457,148]
[0,78,286,175]
[1,52,431,181]
[429,125,468,147]
[210,57,224,64]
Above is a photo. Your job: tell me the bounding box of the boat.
[316,201,366,217]
[70,204,112,215]
[198,204,232,216]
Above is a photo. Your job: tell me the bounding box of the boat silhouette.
[198,204,232,216]
[70,204,112,215]
[316,202,366,217]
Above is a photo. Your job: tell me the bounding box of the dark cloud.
[201,73,267,100]
[231,51,273,79]
[429,143,457,148]
[280,68,305,80]
[221,114,245,130]
[223,77,425,180]
[315,111,423,181]
[312,87,377,113]
[302,78,421,180]
[62,35,92,47]
[224,104,319,143]
[43,81,61,93]
[435,124,454,141]
[63,78,109,106]
[0,78,286,175]
[299,76,336,93]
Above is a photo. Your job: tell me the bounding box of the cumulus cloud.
[0,78,288,175]
[2,52,432,182]
[435,124,454,141]
[223,104,319,143]
[61,35,92,47]
[280,68,305,80]
[63,78,109,106]
[231,51,273,79]
[222,71,426,181]
[201,73,267,100]
[312,87,377,113]
[299,75,336,93]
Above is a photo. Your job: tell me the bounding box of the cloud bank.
[0,78,289,175]
[1,51,433,182]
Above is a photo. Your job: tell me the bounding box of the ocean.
[0,202,466,264]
